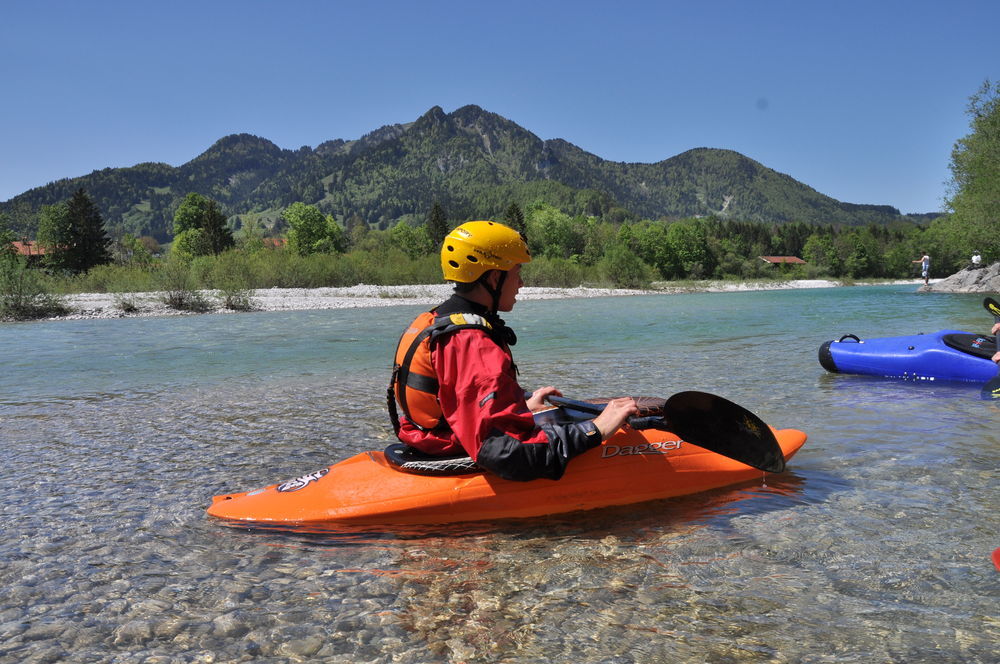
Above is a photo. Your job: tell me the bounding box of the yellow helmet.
[441,221,531,283]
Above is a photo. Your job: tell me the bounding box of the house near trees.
[12,240,46,265]
[759,256,806,266]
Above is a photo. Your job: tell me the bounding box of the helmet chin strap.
[483,270,508,313]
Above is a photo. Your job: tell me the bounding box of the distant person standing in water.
[913,252,930,285]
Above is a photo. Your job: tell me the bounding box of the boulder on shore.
[921,262,1000,293]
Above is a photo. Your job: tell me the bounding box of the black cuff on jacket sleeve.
[475,420,602,482]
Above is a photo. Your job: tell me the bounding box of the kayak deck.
[208,426,806,526]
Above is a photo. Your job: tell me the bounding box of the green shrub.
[208,251,256,311]
[596,246,655,288]
[75,263,157,294]
[0,254,69,320]
[523,256,587,287]
[156,259,210,312]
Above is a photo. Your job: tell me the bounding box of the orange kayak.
[208,424,807,527]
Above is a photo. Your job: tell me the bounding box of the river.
[1,285,996,662]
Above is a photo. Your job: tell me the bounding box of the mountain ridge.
[0,104,915,241]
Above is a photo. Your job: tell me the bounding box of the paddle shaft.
[546,392,786,473]
[545,394,660,429]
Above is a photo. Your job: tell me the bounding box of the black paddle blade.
[984,297,1000,320]
[661,391,786,473]
[981,373,1000,399]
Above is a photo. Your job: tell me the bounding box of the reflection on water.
[1,286,998,662]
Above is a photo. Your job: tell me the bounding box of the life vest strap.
[388,311,497,435]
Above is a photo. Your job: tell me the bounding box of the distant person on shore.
[913,252,930,285]
[387,220,638,481]
[971,251,982,269]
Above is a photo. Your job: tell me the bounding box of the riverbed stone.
[113,618,155,645]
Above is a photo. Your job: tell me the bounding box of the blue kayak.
[818,330,998,383]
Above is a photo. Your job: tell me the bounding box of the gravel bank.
[47,279,925,321]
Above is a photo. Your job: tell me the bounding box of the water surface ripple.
[1,286,997,662]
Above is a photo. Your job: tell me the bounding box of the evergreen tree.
[426,202,448,246]
[38,189,111,274]
[505,202,526,234]
[201,199,236,254]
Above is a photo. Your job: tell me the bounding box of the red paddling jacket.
[389,295,601,481]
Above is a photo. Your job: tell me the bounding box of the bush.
[0,254,69,320]
[522,256,587,287]
[208,251,256,311]
[156,259,210,312]
[73,263,157,294]
[596,246,655,288]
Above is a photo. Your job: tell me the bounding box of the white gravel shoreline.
[45,279,928,321]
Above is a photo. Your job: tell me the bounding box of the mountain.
[0,105,907,241]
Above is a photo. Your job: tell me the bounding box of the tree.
[426,202,449,246]
[346,214,368,248]
[525,203,583,259]
[632,221,678,277]
[201,199,236,255]
[238,217,266,253]
[114,233,154,264]
[283,202,346,255]
[172,193,234,256]
[665,219,715,278]
[504,202,526,234]
[945,79,1000,260]
[172,228,213,259]
[0,213,14,256]
[802,232,841,275]
[173,193,212,234]
[315,215,347,254]
[390,221,433,259]
[38,188,111,274]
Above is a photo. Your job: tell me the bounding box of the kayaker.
[388,220,639,481]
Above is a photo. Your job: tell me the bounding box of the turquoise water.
[1,285,997,662]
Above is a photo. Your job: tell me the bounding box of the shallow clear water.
[1,285,997,663]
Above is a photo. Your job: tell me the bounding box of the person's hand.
[591,397,640,440]
[993,351,1000,364]
[527,386,562,412]
[992,322,1000,335]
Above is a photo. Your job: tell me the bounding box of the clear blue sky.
[2,0,998,214]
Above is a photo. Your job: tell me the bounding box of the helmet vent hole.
[467,256,478,263]
[448,260,460,268]
[445,245,454,253]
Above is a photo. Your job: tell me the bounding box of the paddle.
[980,297,1000,399]
[547,392,786,473]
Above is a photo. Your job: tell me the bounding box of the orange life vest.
[388,310,496,432]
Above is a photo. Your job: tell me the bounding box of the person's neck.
[454,287,491,310]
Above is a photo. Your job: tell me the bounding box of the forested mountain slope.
[1,105,906,240]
